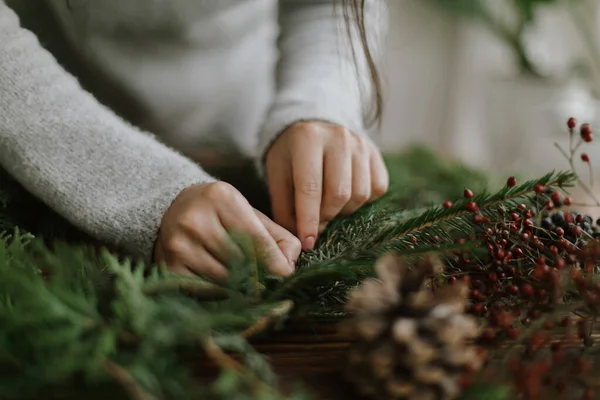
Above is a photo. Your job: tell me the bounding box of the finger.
[163,235,229,280]
[188,213,244,265]
[168,266,195,276]
[266,154,296,234]
[156,241,197,276]
[369,149,389,202]
[292,138,324,250]
[255,209,301,272]
[320,144,352,224]
[341,152,371,215]
[219,198,293,277]
[185,247,229,281]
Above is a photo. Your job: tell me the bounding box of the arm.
[0,2,215,261]
[258,0,388,159]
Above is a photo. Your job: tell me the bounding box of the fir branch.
[141,275,230,300]
[267,243,475,303]
[266,261,371,302]
[382,171,574,240]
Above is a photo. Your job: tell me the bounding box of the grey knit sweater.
[0,0,387,261]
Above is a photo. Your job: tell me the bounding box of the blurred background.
[380,0,600,180]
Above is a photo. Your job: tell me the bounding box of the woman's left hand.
[265,121,389,251]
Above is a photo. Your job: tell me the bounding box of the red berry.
[551,191,561,203]
[534,184,545,194]
[466,201,478,212]
[581,123,593,142]
[546,200,555,210]
[556,227,565,236]
[572,225,583,236]
[506,327,520,339]
[567,117,577,129]
[472,303,484,314]
[509,212,519,221]
[564,196,572,206]
[506,176,516,187]
[581,153,590,162]
[442,200,453,209]
[520,284,533,297]
[513,247,524,258]
[507,285,519,295]
[464,189,474,199]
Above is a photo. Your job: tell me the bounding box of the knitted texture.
[0,0,386,261]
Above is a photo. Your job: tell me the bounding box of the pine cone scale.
[343,254,483,400]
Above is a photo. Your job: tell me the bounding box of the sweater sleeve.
[0,2,215,261]
[257,0,388,162]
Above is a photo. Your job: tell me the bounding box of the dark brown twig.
[104,360,159,400]
[241,300,294,339]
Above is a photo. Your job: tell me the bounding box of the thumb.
[254,209,301,271]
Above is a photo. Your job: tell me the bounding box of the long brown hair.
[339,0,384,129]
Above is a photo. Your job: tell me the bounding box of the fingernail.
[302,236,316,250]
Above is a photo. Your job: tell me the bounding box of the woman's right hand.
[154,181,300,280]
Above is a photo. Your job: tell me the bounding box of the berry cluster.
[434,118,600,398]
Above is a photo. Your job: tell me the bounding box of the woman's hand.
[154,181,301,280]
[265,121,389,250]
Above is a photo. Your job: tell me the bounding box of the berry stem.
[554,142,600,206]
[569,127,574,154]
[588,159,595,190]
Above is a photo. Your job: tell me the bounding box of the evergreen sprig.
[0,147,578,399]
[0,228,297,399]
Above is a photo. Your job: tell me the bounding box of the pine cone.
[342,254,483,400]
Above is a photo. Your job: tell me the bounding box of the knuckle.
[354,135,369,150]
[331,124,349,135]
[299,126,321,141]
[300,179,321,196]
[353,190,371,204]
[177,213,200,234]
[280,236,302,258]
[285,235,302,251]
[293,121,313,131]
[372,181,389,198]
[333,128,352,146]
[203,181,236,200]
[291,236,302,251]
[163,235,187,256]
[326,186,352,205]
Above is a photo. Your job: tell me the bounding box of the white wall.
[378,1,458,153]
[380,0,600,177]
